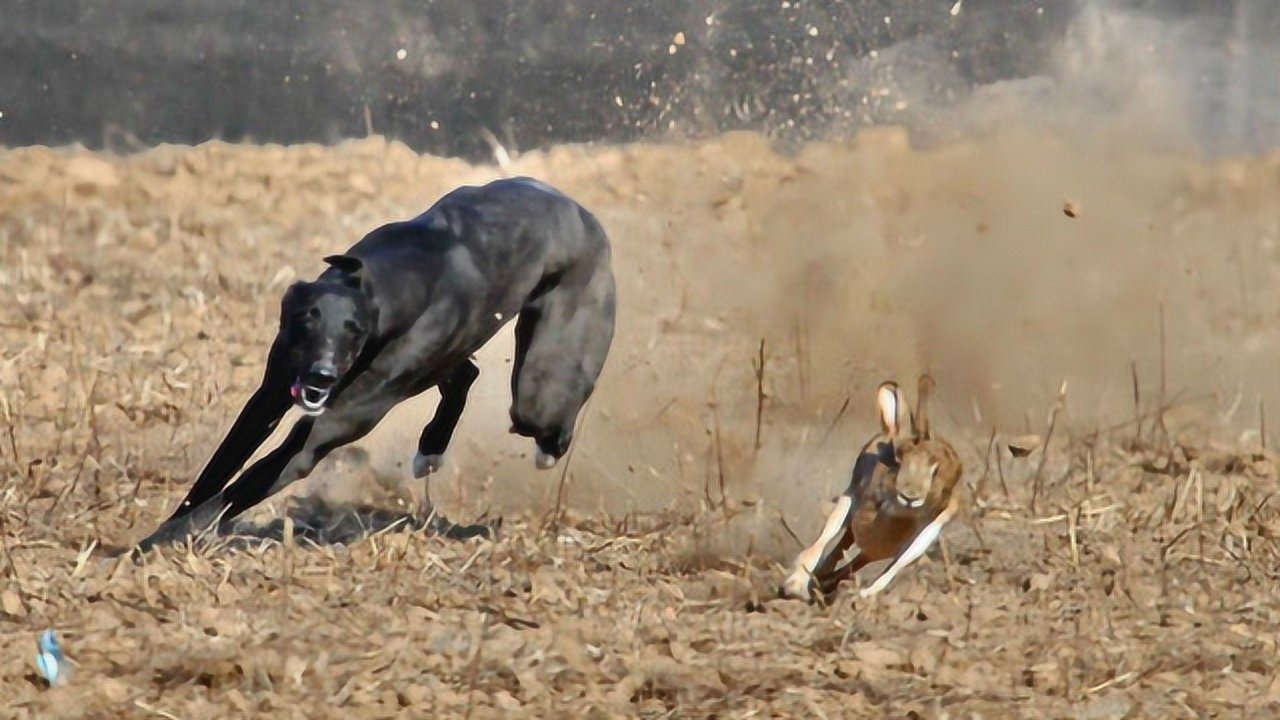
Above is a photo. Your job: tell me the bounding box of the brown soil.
[3,124,1280,717]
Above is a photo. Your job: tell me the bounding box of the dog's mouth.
[290,376,334,416]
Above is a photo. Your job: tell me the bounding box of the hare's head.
[894,451,937,506]
[894,374,962,504]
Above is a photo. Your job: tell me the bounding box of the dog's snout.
[306,363,338,387]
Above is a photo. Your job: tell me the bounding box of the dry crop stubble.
[3,129,1280,716]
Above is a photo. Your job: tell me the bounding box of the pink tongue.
[290,382,302,399]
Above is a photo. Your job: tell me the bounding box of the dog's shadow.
[219,494,499,548]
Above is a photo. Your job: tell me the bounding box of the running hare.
[782,375,963,601]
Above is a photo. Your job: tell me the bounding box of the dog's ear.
[323,255,364,289]
[280,280,307,306]
[279,281,305,326]
[324,254,363,275]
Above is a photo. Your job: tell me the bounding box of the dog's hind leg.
[509,254,616,468]
[413,359,480,478]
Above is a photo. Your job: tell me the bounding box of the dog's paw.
[535,450,558,470]
[412,452,443,478]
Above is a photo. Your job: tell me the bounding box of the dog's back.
[412,177,607,257]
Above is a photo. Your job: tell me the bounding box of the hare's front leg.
[782,495,856,600]
[859,504,957,598]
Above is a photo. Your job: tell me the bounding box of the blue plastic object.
[35,630,65,686]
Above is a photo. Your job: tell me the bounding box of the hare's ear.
[876,381,900,439]
[911,374,935,440]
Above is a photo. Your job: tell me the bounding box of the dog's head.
[278,255,376,416]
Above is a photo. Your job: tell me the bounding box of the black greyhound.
[137,177,616,549]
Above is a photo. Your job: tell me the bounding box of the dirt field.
[4,122,1280,718]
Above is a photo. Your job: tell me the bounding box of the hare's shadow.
[220,494,499,548]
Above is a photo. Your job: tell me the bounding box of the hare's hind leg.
[817,550,872,597]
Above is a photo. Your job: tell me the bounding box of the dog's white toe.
[535,450,558,470]
[412,452,443,478]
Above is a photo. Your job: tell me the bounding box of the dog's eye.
[308,307,321,319]
[344,320,363,334]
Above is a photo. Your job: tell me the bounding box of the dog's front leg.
[211,394,408,528]
[135,356,291,551]
[166,352,292,523]
[136,418,316,550]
